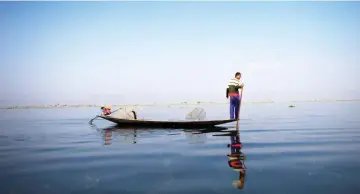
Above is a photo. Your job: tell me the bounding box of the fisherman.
[226,72,244,120]
[100,106,112,116]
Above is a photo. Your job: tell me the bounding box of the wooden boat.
[98,115,236,128]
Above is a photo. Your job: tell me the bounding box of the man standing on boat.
[226,72,244,120]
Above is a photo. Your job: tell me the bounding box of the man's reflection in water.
[104,130,112,145]
[227,129,246,189]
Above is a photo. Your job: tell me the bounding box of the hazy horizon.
[1,2,360,106]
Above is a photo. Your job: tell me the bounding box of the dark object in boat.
[98,115,236,129]
[289,105,295,108]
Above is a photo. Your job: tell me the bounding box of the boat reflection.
[100,127,140,145]
[213,127,246,189]
[94,124,246,190]
[95,125,229,145]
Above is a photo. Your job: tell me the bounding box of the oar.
[89,115,99,124]
[236,87,244,127]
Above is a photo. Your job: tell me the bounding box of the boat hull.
[99,116,236,129]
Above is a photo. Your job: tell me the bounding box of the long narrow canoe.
[98,116,236,128]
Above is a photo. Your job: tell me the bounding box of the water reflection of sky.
[1,103,360,194]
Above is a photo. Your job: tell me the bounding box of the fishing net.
[185,108,206,121]
[110,106,140,120]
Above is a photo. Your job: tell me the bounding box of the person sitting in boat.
[100,106,112,116]
[226,72,244,120]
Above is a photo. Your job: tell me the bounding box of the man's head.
[235,72,241,80]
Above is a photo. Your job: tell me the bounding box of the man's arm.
[237,80,244,89]
[234,84,244,90]
[226,88,229,98]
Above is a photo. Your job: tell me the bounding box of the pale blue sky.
[1,2,360,106]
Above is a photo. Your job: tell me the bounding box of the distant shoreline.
[1,99,360,110]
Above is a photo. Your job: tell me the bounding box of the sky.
[1,1,360,106]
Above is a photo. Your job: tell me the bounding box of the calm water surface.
[1,102,360,194]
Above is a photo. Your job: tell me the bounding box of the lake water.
[1,102,360,194]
